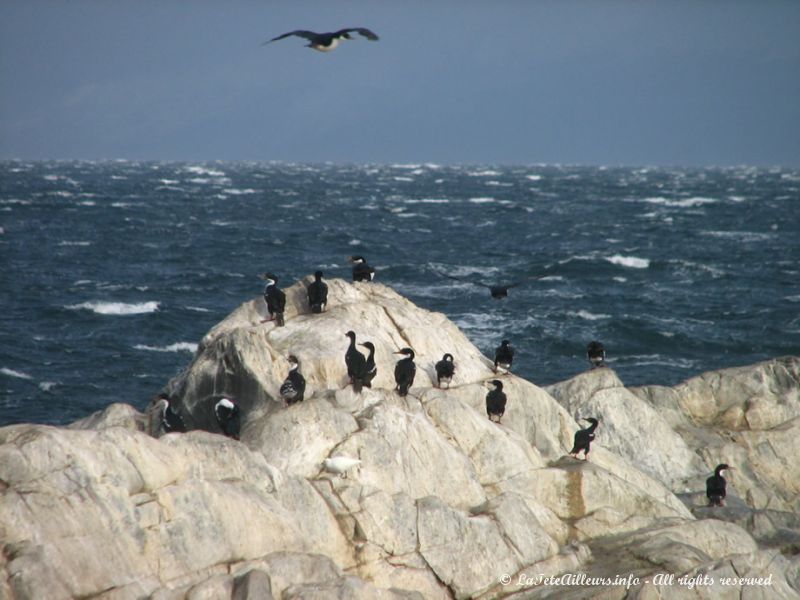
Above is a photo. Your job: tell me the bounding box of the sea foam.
[606,255,650,269]
[67,301,160,315]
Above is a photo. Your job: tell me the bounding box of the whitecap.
[184,166,226,177]
[613,276,628,283]
[39,381,58,392]
[526,175,543,181]
[59,241,92,246]
[700,231,773,242]
[186,306,211,312]
[393,176,414,182]
[159,179,179,185]
[79,201,96,206]
[468,170,501,177]
[641,196,718,208]
[539,276,564,282]
[469,197,496,204]
[222,188,259,195]
[569,310,611,321]
[67,301,159,315]
[349,239,362,246]
[1,367,33,380]
[405,198,450,204]
[134,342,197,353]
[606,255,650,269]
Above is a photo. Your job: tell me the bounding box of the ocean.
[1,161,798,426]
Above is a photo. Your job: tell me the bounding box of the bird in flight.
[264,28,379,52]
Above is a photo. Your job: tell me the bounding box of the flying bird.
[264,28,379,52]
[431,266,537,299]
[570,417,599,460]
[706,464,732,507]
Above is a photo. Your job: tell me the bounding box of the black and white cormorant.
[494,340,514,374]
[587,341,606,368]
[280,355,306,405]
[394,348,416,397]
[434,353,455,388]
[706,463,732,507]
[349,255,375,282]
[214,397,241,440]
[156,393,187,434]
[360,341,378,388]
[570,417,599,460]
[344,331,368,392]
[485,380,507,423]
[264,28,379,52]
[260,272,286,326]
[307,270,328,314]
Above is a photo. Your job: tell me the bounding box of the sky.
[1,1,799,167]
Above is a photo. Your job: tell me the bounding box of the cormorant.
[485,380,507,423]
[260,272,286,326]
[156,393,186,433]
[280,355,306,405]
[587,341,606,368]
[494,340,514,374]
[214,397,241,440]
[349,255,375,282]
[307,270,328,314]
[360,341,378,388]
[434,353,455,388]
[570,417,599,460]
[707,464,732,507]
[394,348,416,397]
[344,331,368,392]
[264,28,379,52]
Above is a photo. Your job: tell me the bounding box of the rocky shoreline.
[2,277,799,599]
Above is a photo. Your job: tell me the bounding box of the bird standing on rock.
[587,341,606,368]
[434,353,455,388]
[280,355,306,404]
[360,341,378,389]
[349,255,375,282]
[394,348,416,397]
[307,270,328,314]
[214,397,241,440]
[260,273,286,326]
[264,28,379,52]
[485,380,507,423]
[344,331,369,392]
[570,417,599,460]
[494,340,514,374]
[706,464,732,507]
[155,393,186,434]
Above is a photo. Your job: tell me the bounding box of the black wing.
[336,27,379,40]
[264,30,319,45]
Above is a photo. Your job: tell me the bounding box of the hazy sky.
[1,1,799,166]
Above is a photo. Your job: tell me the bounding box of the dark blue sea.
[1,161,799,426]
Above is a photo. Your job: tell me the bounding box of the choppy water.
[1,161,798,425]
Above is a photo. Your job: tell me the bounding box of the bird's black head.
[287,354,300,366]
[487,379,503,390]
[443,353,454,362]
[314,270,324,280]
[348,255,365,264]
[360,341,375,351]
[501,340,510,347]
[261,272,278,283]
[583,417,599,426]
[395,347,414,358]
[345,331,356,340]
[714,463,731,475]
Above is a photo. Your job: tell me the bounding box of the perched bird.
[360,341,378,388]
[485,380,507,423]
[394,348,416,397]
[587,341,606,368]
[344,331,368,392]
[214,397,241,440]
[307,270,328,314]
[349,255,375,282]
[264,28,379,52]
[570,417,599,460]
[280,355,306,405]
[155,393,187,434]
[494,340,514,374]
[322,456,362,478]
[260,272,286,326]
[434,353,455,388]
[706,464,732,507]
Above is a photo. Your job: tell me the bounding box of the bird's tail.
[398,384,410,397]
[276,312,285,326]
[353,379,363,393]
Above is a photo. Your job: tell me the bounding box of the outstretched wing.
[336,27,379,40]
[263,30,318,45]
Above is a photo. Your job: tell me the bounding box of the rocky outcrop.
[1,277,798,599]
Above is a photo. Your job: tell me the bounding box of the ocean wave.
[405,198,450,204]
[468,170,502,177]
[67,301,159,315]
[568,310,611,321]
[605,255,650,269]
[134,342,197,353]
[59,241,92,246]
[39,381,58,392]
[1,367,33,380]
[184,166,226,177]
[700,231,774,242]
[526,175,543,181]
[222,188,259,195]
[469,197,496,204]
[640,197,718,208]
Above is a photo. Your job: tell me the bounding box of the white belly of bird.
[313,39,339,52]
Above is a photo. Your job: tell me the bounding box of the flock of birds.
[154,254,731,504]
